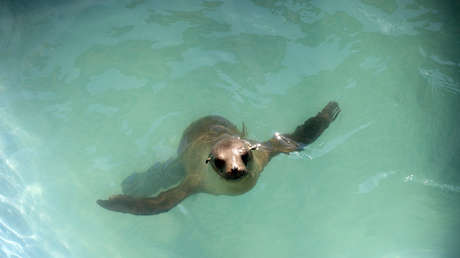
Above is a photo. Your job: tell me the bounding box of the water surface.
[1,0,459,257]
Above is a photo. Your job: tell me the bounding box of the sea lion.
[97,101,340,215]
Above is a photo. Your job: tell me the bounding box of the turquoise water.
[1,0,459,257]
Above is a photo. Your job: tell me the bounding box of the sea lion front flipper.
[286,101,340,145]
[262,101,340,156]
[121,158,186,197]
[98,181,197,215]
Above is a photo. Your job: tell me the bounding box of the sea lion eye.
[214,158,225,170]
[241,152,250,165]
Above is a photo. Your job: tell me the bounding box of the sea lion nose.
[225,167,247,179]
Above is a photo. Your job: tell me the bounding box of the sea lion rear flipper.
[98,182,195,215]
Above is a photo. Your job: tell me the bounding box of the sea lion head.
[205,137,257,180]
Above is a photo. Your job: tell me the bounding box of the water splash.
[403,173,460,193]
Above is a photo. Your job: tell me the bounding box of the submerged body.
[98,102,340,215]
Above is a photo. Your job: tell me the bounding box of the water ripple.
[0,115,69,257]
